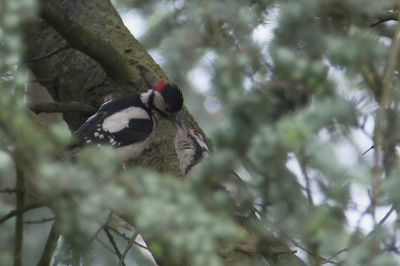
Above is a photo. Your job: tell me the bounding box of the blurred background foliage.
[2,0,400,265]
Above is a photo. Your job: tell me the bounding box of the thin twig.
[53,213,112,266]
[370,12,398,27]
[324,246,352,264]
[377,205,395,227]
[95,237,117,255]
[23,217,55,224]
[23,43,70,62]
[362,146,374,155]
[106,227,129,241]
[13,166,25,266]
[104,227,126,266]
[88,212,113,244]
[108,227,148,250]
[325,205,396,262]
[300,148,314,207]
[118,231,139,266]
[0,202,46,225]
[265,218,337,264]
[0,188,39,199]
[287,238,338,265]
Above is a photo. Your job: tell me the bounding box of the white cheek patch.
[140,91,151,105]
[152,91,167,112]
[189,129,209,153]
[102,107,150,133]
[198,140,209,153]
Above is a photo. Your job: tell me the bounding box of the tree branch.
[95,237,117,255]
[104,227,125,266]
[38,0,136,84]
[300,147,314,207]
[23,217,55,224]
[88,212,113,244]
[0,202,46,225]
[36,219,60,266]
[107,227,148,250]
[23,43,70,62]
[324,205,396,262]
[13,167,25,266]
[118,231,139,266]
[0,188,18,193]
[28,102,97,115]
[370,12,398,27]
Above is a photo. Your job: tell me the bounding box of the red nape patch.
[154,80,167,93]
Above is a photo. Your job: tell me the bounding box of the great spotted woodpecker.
[68,80,184,164]
[173,117,254,221]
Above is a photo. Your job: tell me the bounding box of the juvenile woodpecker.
[69,80,184,164]
[173,118,254,220]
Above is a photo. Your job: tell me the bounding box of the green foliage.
[327,35,388,72]
[112,0,400,265]
[118,169,242,265]
[2,0,400,265]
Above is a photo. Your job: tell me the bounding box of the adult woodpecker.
[173,117,254,221]
[68,80,184,164]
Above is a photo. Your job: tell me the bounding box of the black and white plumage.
[174,121,209,176]
[173,117,254,220]
[68,80,184,163]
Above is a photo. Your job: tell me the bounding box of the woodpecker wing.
[70,94,154,152]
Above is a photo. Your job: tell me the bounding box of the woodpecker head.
[173,117,209,176]
[148,80,184,118]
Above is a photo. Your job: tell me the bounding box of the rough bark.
[23,0,306,265]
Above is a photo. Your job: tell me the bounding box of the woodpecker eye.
[193,130,201,135]
[193,130,205,139]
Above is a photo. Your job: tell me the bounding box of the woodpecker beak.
[172,115,190,133]
[172,115,183,127]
